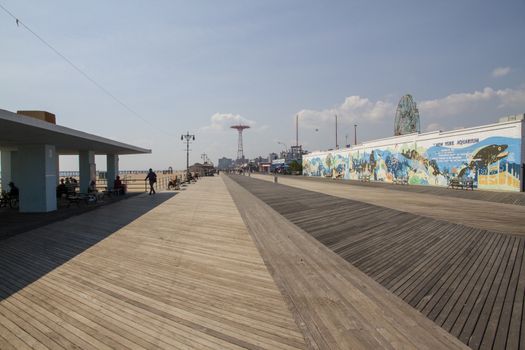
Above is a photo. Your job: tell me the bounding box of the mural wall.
[303,122,523,192]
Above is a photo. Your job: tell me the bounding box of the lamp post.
[277,141,288,161]
[181,131,195,178]
[335,114,339,149]
[354,124,357,145]
[295,115,299,147]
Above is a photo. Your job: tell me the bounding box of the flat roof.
[0,109,151,155]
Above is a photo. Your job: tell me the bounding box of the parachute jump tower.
[230,124,250,162]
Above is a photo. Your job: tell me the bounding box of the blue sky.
[1,0,524,170]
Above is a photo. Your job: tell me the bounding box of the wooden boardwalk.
[0,178,306,349]
[224,176,467,350]
[230,175,525,350]
[252,174,525,236]
[297,175,525,206]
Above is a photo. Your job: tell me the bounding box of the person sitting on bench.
[56,178,68,197]
[113,176,124,195]
[8,182,19,199]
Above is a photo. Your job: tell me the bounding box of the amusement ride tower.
[230,124,250,162]
[394,94,420,136]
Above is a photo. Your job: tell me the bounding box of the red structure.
[230,124,250,161]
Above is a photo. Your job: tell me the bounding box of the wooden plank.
[0,176,307,350]
[225,175,468,350]
[283,174,525,206]
[251,174,525,235]
[230,174,525,349]
[491,238,523,349]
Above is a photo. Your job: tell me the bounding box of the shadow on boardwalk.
[0,192,175,303]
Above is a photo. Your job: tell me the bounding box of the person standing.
[145,168,157,195]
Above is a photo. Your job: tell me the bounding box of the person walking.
[145,168,157,195]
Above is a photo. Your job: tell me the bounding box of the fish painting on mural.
[458,144,509,177]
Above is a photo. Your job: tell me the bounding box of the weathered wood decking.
[296,175,525,206]
[252,174,525,236]
[0,175,473,349]
[224,176,467,350]
[229,175,525,350]
[0,178,306,349]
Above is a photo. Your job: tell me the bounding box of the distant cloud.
[425,123,442,132]
[297,95,395,128]
[201,112,256,131]
[200,112,268,134]
[492,66,511,78]
[295,86,525,130]
[419,87,525,117]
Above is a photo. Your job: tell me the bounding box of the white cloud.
[492,66,511,78]
[419,87,525,117]
[297,95,395,129]
[425,123,442,132]
[294,86,525,134]
[201,113,256,131]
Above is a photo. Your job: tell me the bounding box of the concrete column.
[56,155,60,185]
[1,149,12,191]
[79,150,96,193]
[11,151,20,184]
[106,154,119,190]
[17,144,57,212]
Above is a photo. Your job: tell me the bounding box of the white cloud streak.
[200,113,268,133]
[297,96,395,128]
[201,112,256,131]
[419,87,525,116]
[492,66,511,78]
[297,87,525,126]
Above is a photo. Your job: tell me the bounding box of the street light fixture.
[181,131,195,178]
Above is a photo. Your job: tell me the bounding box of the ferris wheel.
[394,94,420,136]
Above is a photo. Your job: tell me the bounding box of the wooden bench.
[0,194,18,209]
[392,177,408,185]
[66,193,99,207]
[448,178,474,190]
[358,174,371,182]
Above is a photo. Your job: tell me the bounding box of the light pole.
[277,141,288,161]
[181,131,195,178]
[335,115,339,149]
[295,115,299,147]
[354,124,357,145]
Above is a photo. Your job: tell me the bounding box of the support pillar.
[106,154,119,190]
[1,149,12,191]
[56,155,60,185]
[79,150,96,193]
[17,145,57,212]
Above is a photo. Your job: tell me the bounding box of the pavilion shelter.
[0,109,151,212]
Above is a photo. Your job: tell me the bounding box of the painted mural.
[303,129,523,192]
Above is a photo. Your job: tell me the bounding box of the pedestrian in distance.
[145,168,157,195]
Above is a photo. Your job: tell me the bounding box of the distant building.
[252,156,268,164]
[189,162,215,176]
[268,152,279,162]
[258,162,271,173]
[275,146,307,164]
[217,157,234,170]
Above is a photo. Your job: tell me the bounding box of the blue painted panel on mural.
[303,135,522,191]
